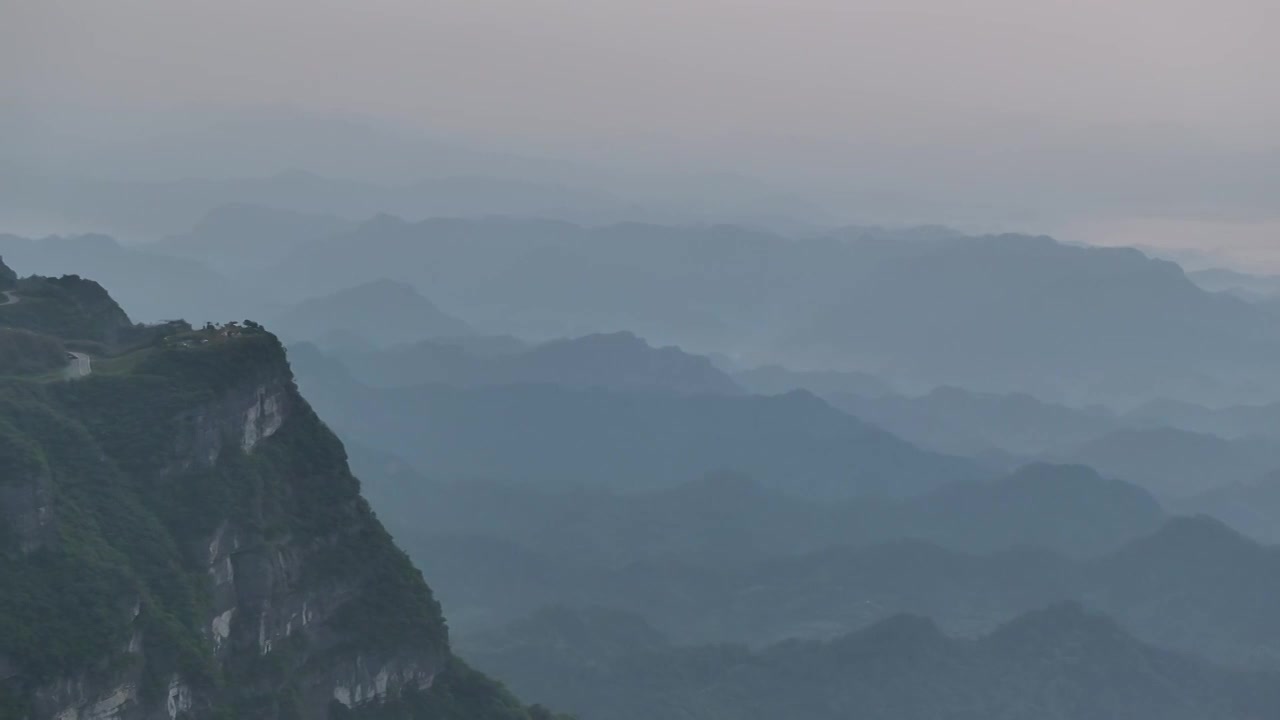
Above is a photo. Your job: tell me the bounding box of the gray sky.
[4,0,1278,266]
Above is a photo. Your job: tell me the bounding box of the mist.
[5,0,1279,262]
[3,3,1280,720]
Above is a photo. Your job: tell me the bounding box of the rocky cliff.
[0,262,556,719]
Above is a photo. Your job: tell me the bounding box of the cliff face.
[0,289,555,720]
[170,362,293,473]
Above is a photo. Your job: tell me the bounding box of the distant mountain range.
[733,364,895,398]
[1188,267,1280,301]
[412,512,1280,672]
[333,330,743,395]
[13,220,1275,505]
[359,456,1189,651]
[804,386,1280,502]
[253,216,1280,406]
[827,386,1120,457]
[785,234,1280,406]
[291,344,981,499]
[359,460,1161,573]
[0,233,254,324]
[16,206,1280,406]
[11,202,1280,407]
[149,203,354,274]
[1049,427,1280,499]
[463,603,1280,720]
[1123,397,1280,440]
[1176,472,1280,544]
[10,209,1280,719]
[299,326,1280,526]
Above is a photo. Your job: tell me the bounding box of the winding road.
[0,291,91,379]
[0,291,88,379]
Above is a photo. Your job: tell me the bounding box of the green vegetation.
[0,272,562,718]
[0,340,404,713]
[0,380,213,700]
[0,270,188,356]
[0,275,133,344]
[0,328,66,377]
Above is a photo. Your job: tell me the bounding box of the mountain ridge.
[334,330,743,396]
[464,602,1280,720]
[262,217,1280,405]
[290,350,983,499]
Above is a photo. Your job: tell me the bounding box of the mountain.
[1123,397,1280,440]
[1188,267,1280,301]
[350,455,1163,645]
[423,516,1280,671]
[732,364,895,398]
[827,386,1120,456]
[463,604,1280,720]
[289,352,982,499]
[354,440,1274,671]
[150,203,353,274]
[1086,516,1280,669]
[257,217,923,351]
[264,219,1280,406]
[0,269,142,346]
[1051,427,1280,498]
[790,235,1280,406]
[336,331,743,395]
[0,258,560,719]
[0,234,255,325]
[431,334,530,358]
[1176,471,1280,543]
[363,462,1160,571]
[410,532,1074,648]
[269,280,475,347]
[904,463,1165,556]
[497,332,742,395]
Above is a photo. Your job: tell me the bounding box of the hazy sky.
[4,0,1278,265]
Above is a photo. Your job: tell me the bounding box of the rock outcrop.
[0,307,533,718]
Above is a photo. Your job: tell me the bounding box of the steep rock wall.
[4,334,447,719]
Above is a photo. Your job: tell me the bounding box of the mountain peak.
[995,462,1153,499]
[834,613,947,655]
[340,277,421,298]
[518,331,744,395]
[360,212,411,233]
[1102,515,1263,574]
[271,280,474,347]
[1148,514,1253,549]
[987,602,1127,648]
[567,329,644,347]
